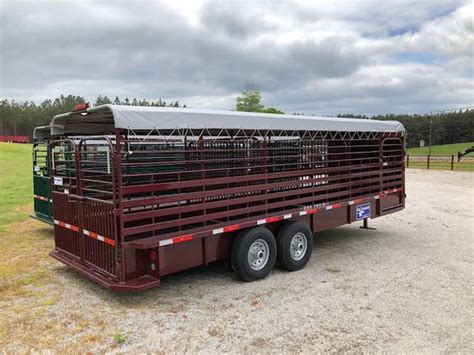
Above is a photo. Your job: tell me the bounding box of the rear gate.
[50,138,118,278]
[33,142,52,219]
[381,137,404,211]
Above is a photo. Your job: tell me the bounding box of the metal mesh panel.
[115,130,404,241]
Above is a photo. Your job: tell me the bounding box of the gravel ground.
[2,169,473,352]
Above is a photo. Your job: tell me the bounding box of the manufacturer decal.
[356,203,371,220]
[53,176,63,186]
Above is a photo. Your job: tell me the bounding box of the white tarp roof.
[51,104,404,135]
[33,125,51,140]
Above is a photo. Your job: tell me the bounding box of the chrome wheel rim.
[248,239,270,271]
[290,232,307,261]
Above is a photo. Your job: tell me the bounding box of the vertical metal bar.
[114,129,124,281]
[451,154,454,170]
[427,155,430,169]
[379,134,384,193]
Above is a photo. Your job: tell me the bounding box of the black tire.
[276,221,313,271]
[231,227,277,282]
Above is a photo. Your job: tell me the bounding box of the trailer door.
[381,137,404,212]
[33,141,53,222]
[50,138,118,278]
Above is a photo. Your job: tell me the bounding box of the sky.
[1,0,473,115]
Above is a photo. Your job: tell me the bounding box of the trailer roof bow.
[51,104,405,136]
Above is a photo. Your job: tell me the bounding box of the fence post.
[451,154,454,170]
[427,155,430,169]
[406,154,409,168]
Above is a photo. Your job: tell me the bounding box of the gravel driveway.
[2,169,473,352]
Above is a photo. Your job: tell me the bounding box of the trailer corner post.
[427,155,430,169]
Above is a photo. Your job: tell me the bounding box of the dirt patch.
[0,170,473,352]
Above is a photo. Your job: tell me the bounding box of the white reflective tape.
[97,235,105,242]
[374,195,380,199]
[326,205,333,210]
[83,230,90,236]
[349,201,355,205]
[383,162,388,166]
[283,214,292,219]
[54,220,59,225]
[212,228,224,235]
[65,223,71,229]
[159,239,173,247]
[257,219,266,225]
[299,211,307,216]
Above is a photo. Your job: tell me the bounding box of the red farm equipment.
[0,135,30,143]
[48,105,405,291]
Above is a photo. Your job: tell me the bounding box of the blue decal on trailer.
[356,203,371,220]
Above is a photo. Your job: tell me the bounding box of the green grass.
[406,142,474,156]
[113,331,125,345]
[407,160,474,171]
[0,143,33,235]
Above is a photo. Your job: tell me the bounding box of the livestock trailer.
[49,105,405,291]
[31,125,53,224]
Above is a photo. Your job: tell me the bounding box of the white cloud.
[0,0,472,114]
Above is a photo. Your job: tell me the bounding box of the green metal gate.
[31,141,53,224]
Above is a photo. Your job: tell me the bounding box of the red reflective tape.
[332,203,343,209]
[379,193,387,199]
[223,224,240,232]
[54,219,80,233]
[353,199,363,204]
[307,208,318,214]
[83,229,115,246]
[34,194,49,202]
[172,234,193,244]
[104,238,116,247]
[266,216,281,223]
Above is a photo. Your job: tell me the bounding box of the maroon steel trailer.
[49,105,405,291]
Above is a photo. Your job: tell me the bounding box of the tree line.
[337,111,474,148]
[0,95,184,138]
[0,92,472,148]
[235,89,473,148]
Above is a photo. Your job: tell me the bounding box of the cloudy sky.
[1,0,473,115]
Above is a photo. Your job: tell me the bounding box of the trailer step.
[50,249,160,291]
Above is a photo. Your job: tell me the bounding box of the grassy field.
[405,142,474,171]
[407,159,474,171]
[0,143,34,234]
[0,143,54,300]
[406,142,474,156]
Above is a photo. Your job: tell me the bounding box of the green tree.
[236,89,283,114]
[261,107,284,114]
[95,95,112,105]
[236,89,264,112]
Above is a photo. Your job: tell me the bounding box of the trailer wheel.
[276,221,313,271]
[231,227,276,282]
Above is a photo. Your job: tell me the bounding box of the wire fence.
[406,155,474,171]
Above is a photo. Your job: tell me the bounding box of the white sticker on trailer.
[34,165,40,172]
[53,176,63,186]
